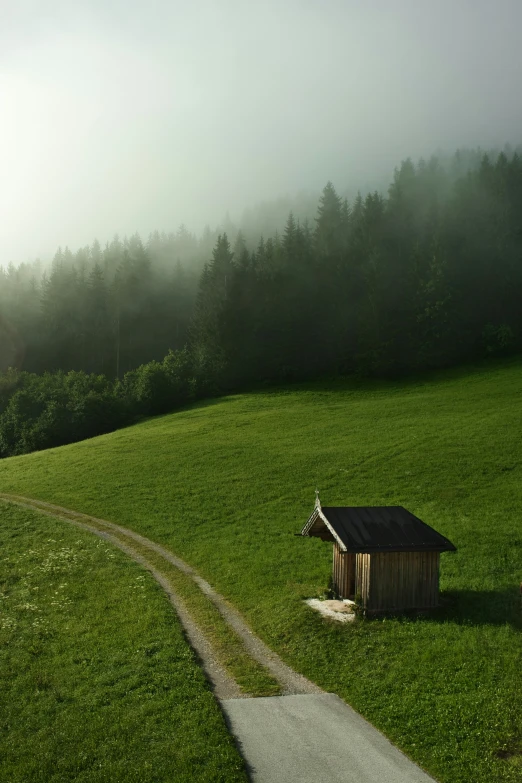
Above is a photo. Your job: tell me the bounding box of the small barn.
[301,495,456,613]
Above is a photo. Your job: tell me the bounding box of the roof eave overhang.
[340,544,457,554]
[300,508,348,552]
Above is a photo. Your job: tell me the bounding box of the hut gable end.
[301,508,346,548]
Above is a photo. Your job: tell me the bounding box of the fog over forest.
[2,0,522,265]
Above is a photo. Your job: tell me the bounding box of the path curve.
[0,493,320,697]
[0,495,241,700]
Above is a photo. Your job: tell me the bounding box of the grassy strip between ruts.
[0,502,247,783]
[113,536,281,697]
[1,358,521,782]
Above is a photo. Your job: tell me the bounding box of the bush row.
[0,349,207,458]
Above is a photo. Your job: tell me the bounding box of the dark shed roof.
[302,506,456,553]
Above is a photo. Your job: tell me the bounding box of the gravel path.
[0,493,319,696]
[0,495,242,700]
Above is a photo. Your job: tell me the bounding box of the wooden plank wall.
[332,544,355,598]
[364,551,440,612]
[356,554,371,605]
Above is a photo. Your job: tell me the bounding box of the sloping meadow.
[0,358,521,782]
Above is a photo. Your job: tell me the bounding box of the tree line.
[192,151,522,385]
[0,227,216,378]
[1,148,521,457]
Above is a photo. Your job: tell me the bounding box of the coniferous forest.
[1,149,522,457]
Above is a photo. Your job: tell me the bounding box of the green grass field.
[0,503,247,783]
[1,358,521,782]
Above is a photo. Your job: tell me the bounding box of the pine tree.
[232,230,247,261]
[190,234,235,383]
[282,212,297,265]
[315,181,343,257]
[86,264,111,374]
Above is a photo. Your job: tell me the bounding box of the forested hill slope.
[3,149,522,386]
[3,149,522,460]
[0,359,520,782]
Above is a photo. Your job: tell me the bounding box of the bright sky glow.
[1,0,521,262]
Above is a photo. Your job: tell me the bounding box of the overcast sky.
[1,0,521,263]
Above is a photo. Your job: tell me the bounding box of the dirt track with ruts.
[0,493,438,783]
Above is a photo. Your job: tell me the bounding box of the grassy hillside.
[0,503,246,783]
[1,358,521,782]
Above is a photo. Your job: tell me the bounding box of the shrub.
[0,348,205,458]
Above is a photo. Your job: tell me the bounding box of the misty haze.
[2,0,522,263]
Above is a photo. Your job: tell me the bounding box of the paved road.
[222,694,437,783]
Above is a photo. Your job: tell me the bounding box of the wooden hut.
[301,494,456,613]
